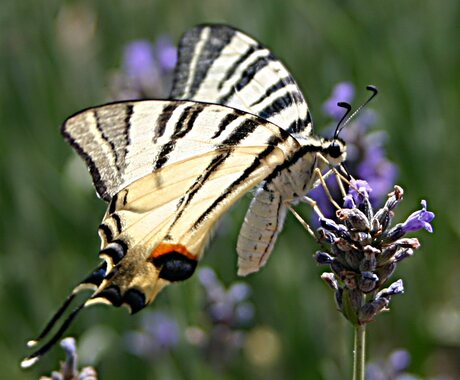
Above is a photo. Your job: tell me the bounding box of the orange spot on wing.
[150,242,196,261]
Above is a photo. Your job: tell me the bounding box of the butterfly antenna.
[21,301,86,368]
[335,85,378,138]
[333,102,353,139]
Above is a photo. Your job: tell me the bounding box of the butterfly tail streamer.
[22,263,108,368]
[21,302,87,368]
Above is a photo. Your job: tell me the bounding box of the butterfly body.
[22,24,346,367]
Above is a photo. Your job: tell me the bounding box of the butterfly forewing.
[62,99,298,288]
[62,100,297,202]
[171,24,312,136]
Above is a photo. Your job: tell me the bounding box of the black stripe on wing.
[154,103,205,170]
[192,144,277,231]
[170,24,312,137]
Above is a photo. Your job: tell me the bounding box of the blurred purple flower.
[155,35,178,70]
[123,40,158,79]
[389,350,411,372]
[125,311,179,359]
[366,349,450,380]
[187,267,255,368]
[110,36,177,100]
[358,143,398,204]
[198,267,253,327]
[323,82,355,119]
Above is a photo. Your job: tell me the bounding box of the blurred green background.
[2,0,460,379]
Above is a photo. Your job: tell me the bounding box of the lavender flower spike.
[401,200,435,233]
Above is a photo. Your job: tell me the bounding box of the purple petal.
[343,194,356,209]
[401,200,435,233]
[348,179,373,206]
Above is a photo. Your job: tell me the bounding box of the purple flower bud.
[377,279,404,299]
[383,224,406,242]
[317,227,337,244]
[337,208,370,232]
[314,251,335,265]
[372,207,391,234]
[198,267,218,287]
[321,272,339,291]
[359,272,379,293]
[142,311,180,348]
[60,337,77,378]
[343,194,356,209]
[394,248,414,262]
[319,218,350,239]
[359,297,389,323]
[360,245,379,271]
[323,82,355,119]
[376,262,396,284]
[401,200,435,233]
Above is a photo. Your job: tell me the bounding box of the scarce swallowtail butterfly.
[22,24,347,367]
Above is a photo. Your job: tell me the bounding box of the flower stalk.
[353,324,366,380]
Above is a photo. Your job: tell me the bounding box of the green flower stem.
[352,324,366,380]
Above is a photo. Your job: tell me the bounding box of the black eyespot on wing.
[152,252,197,282]
[123,289,146,314]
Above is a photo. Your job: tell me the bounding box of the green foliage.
[1,0,459,378]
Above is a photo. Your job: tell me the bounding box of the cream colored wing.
[95,143,287,307]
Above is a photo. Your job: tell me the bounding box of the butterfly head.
[322,137,347,166]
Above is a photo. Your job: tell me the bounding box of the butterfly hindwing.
[171,24,312,137]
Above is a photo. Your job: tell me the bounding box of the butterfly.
[22,24,347,367]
